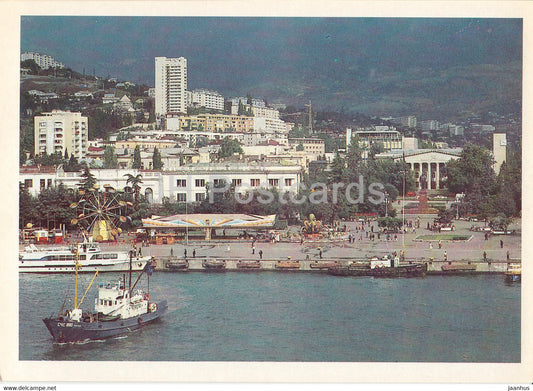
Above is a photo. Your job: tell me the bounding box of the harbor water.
[19,272,520,362]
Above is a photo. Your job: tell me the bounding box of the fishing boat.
[504,263,521,282]
[165,259,189,271]
[202,259,226,271]
[328,257,427,277]
[19,236,150,273]
[42,244,167,343]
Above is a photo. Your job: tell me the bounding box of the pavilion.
[141,213,276,240]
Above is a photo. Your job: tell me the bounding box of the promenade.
[96,215,521,264]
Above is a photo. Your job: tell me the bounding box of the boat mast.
[74,243,79,309]
[129,248,132,293]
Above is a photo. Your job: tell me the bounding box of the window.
[268,178,279,187]
[47,179,52,188]
[24,179,33,188]
[40,179,46,189]
[195,193,205,202]
[250,178,260,187]
[176,179,187,187]
[285,178,293,187]
[195,179,205,187]
[232,179,242,187]
[213,179,224,187]
[176,193,187,202]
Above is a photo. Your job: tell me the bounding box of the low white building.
[20,163,302,204]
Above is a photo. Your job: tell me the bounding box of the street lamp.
[384,192,389,217]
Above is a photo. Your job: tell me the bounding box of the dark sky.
[21,17,522,96]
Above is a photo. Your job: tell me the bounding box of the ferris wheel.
[70,185,131,241]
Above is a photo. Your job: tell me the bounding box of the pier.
[153,256,517,274]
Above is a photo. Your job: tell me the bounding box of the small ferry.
[504,263,521,282]
[19,237,150,273]
[328,256,427,278]
[43,246,167,343]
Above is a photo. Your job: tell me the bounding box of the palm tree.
[124,173,143,203]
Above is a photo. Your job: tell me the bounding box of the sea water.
[19,272,520,362]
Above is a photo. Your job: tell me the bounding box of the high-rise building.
[34,110,88,159]
[155,57,188,117]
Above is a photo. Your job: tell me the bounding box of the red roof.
[88,146,104,152]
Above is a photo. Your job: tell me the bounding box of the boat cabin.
[94,280,147,319]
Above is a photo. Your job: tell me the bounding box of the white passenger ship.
[19,238,150,273]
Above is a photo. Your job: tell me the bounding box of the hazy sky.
[21,16,522,96]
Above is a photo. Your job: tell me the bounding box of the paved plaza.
[96,215,521,263]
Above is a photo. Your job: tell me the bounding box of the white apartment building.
[187,89,224,111]
[155,56,188,116]
[34,110,88,159]
[21,52,64,69]
[253,117,292,135]
[20,163,302,204]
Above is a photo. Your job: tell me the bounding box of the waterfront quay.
[71,215,520,275]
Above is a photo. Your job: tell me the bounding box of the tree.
[64,154,82,172]
[132,145,142,169]
[20,59,41,74]
[103,146,118,169]
[218,137,243,159]
[152,147,163,170]
[296,143,304,151]
[124,173,143,203]
[446,143,496,196]
[78,165,97,191]
[19,183,40,229]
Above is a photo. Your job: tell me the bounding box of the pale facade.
[155,57,188,116]
[34,110,88,159]
[21,52,64,69]
[178,114,254,133]
[187,89,224,111]
[20,163,302,204]
[376,149,462,190]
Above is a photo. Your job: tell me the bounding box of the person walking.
[170,247,174,257]
[184,249,187,258]
[193,249,196,258]
[483,251,487,261]
[444,251,447,261]
[252,245,255,255]
[319,248,322,259]
[500,240,504,249]
[259,249,263,259]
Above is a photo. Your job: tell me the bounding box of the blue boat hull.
[43,300,168,343]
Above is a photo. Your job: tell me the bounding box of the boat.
[275,260,300,270]
[504,263,521,282]
[165,258,189,271]
[202,259,226,271]
[236,260,262,269]
[309,261,339,270]
[42,245,167,343]
[19,237,150,273]
[441,263,477,274]
[328,257,427,277]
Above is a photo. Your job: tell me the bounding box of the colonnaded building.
[20,163,303,204]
